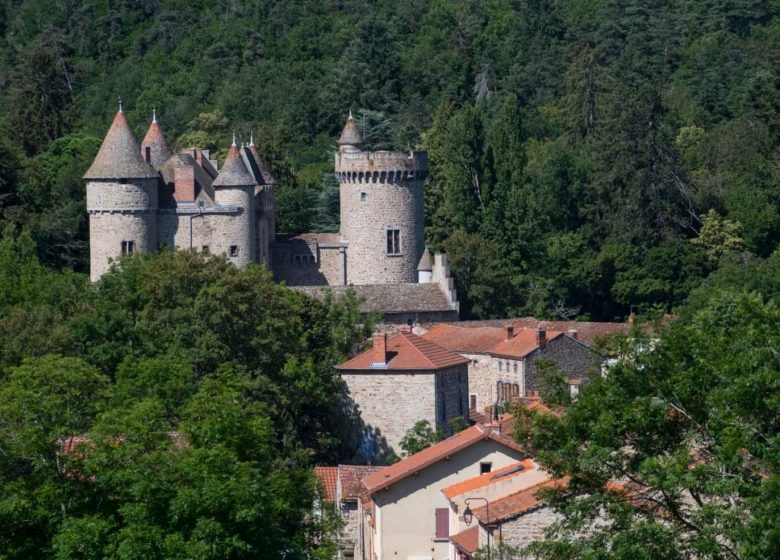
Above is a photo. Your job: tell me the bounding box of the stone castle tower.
[335,112,428,284]
[84,107,160,281]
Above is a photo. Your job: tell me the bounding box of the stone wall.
[158,209,252,265]
[434,364,470,437]
[272,242,344,286]
[465,353,497,415]
[213,186,255,267]
[337,150,426,285]
[525,336,599,394]
[497,506,561,549]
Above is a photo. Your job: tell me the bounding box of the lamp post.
[463,496,490,560]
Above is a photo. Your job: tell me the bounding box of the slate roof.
[451,527,479,555]
[295,283,455,314]
[213,144,255,187]
[247,144,276,185]
[338,113,363,146]
[141,118,173,169]
[362,424,526,494]
[337,331,469,371]
[489,329,563,359]
[84,110,158,179]
[159,153,216,207]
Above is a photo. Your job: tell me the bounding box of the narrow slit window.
[386,228,401,255]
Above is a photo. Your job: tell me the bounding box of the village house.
[421,324,601,417]
[337,330,470,461]
[359,424,527,560]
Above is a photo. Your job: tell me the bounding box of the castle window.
[201,246,210,254]
[229,245,239,257]
[144,146,151,163]
[360,192,367,201]
[386,228,401,255]
[121,240,134,255]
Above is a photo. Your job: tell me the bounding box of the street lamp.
[463,496,490,560]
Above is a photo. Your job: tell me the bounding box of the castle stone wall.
[214,186,255,267]
[271,243,344,286]
[498,507,561,549]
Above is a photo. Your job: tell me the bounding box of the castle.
[84,105,459,323]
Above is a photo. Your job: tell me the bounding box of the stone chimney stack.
[505,325,514,341]
[537,326,547,350]
[372,333,387,366]
[568,328,578,340]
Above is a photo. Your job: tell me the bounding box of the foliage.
[535,358,572,408]
[0,242,370,558]
[399,419,443,457]
[519,290,780,560]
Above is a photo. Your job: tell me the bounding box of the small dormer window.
[145,146,151,163]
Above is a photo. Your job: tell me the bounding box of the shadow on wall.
[340,392,395,465]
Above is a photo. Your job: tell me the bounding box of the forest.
[0,0,778,320]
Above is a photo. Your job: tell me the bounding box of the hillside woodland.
[0,0,778,320]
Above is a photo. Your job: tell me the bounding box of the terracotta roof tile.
[84,110,158,179]
[314,466,338,502]
[442,459,536,498]
[472,478,567,524]
[422,324,508,353]
[362,424,526,494]
[451,526,479,555]
[489,328,563,359]
[337,331,469,371]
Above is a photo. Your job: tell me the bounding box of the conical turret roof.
[213,142,256,187]
[338,111,363,146]
[417,247,434,271]
[84,109,158,179]
[141,111,173,169]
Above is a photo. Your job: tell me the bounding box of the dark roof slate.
[338,113,363,146]
[84,110,158,179]
[213,144,256,187]
[293,283,455,314]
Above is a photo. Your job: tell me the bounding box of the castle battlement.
[335,150,428,183]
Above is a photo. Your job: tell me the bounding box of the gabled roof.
[512,318,630,347]
[441,459,536,498]
[337,331,469,371]
[362,424,526,494]
[338,112,363,146]
[84,110,158,179]
[489,329,563,359]
[213,144,255,187]
[141,115,173,169]
[422,324,508,354]
[314,466,338,501]
[471,478,567,524]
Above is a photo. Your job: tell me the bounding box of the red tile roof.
[422,324,508,353]
[441,459,536,498]
[339,465,386,502]
[451,526,479,555]
[362,424,526,494]
[337,331,469,371]
[489,329,563,359]
[512,319,630,348]
[472,478,567,524]
[314,466,338,502]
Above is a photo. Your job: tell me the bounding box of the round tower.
[335,113,428,284]
[212,137,256,266]
[84,104,159,282]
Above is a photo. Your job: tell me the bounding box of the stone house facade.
[337,330,470,461]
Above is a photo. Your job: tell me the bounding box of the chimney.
[537,326,547,350]
[568,328,578,340]
[372,333,387,366]
[173,164,196,202]
[505,325,514,341]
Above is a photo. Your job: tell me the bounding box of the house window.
[470,394,477,411]
[386,228,401,255]
[480,462,492,474]
[121,240,134,255]
[498,361,503,372]
[360,192,367,201]
[514,363,518,374]
[435,508,449,539]
[229,245,239,257]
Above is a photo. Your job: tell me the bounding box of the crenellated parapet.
[335,150,428,184]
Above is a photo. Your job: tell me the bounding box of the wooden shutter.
[435,508,449,539]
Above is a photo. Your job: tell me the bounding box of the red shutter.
[435,508,449,539]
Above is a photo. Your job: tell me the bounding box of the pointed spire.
[118,96,123,113]
[84,106,157,180]
[141,109,173,169]
[417,246,434,271]
[249,130,254,147]
[338,111,363,147]
[213,142,255,187]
